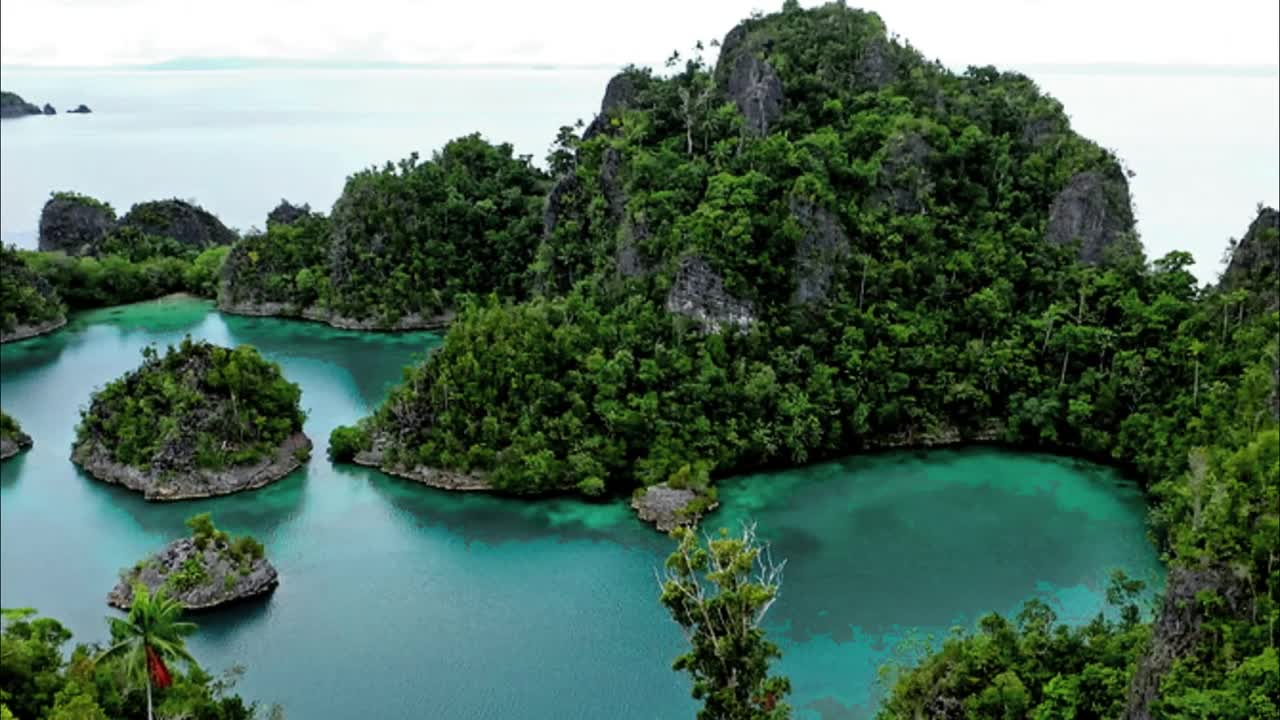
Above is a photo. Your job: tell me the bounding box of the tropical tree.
[98,584,197,720]
[659,523,792,720]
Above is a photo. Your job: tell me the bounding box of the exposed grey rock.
[583,72,639,140]
[1125,565,1253,720]
[543,173,579,239]
[1021,112,1066,148]
[726,49,784,136]
[601,147,627,223]
[716,22,785,136]
[108,537,278,610]
[855,36,900,89]
[874,131,934,213]
[790,198,850,305]
[217,299,453,332]
[38,195,116,254]
[630,483,718,532]
[1220,206,1279,310]
[0,430,33,461]
[1044,170,1136,265]
[119,198,238,250]
[0,316,67,344]
[72,431,312,500]
[41,103,56,115]
[616,217,650,278]
[266,199,312,227]
[67,104,92,114]
[352,438,490,491]
[665,255,756,333]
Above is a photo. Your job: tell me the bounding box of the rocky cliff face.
[118,199,237,250]
[37,195,117,254]
[0,427,32,461]
[1220,206,1279,309]
[1125,565,1253,720]
[1044,169,1136,264]
[874,131,935,213]
[582,72,639,141]
[108,537,278,610]
[266,199,313,227]
[790,198,851,305]
[665,255,756,333]
[717,24,785,137]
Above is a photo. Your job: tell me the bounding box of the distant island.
[72,338,311,499]
[109,513,278,610]
[1,90,91,118]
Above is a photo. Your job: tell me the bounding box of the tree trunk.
[147,676,154,720]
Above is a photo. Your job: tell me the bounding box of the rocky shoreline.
[72,431,312,500]
[0,431,33,461]
[0,316,67,344]
[108,536,278,610]
[218,299,453,332]
[352,445,491,490]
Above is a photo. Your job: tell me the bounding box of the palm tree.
[98,584,197,720]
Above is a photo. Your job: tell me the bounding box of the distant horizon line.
[2,56,1278,77]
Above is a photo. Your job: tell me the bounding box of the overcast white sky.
[2,0,1278,68]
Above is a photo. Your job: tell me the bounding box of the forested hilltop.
[217,134,548,329]
[326,2,1279,716]
[1,192,233,343]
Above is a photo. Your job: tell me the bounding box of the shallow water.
[0,298,1163,719]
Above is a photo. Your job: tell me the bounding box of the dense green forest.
[218,134,548,328]
[75,338,305,472]
[0,603,275,720]
[0,244,66,340]
[324,3,1279,717]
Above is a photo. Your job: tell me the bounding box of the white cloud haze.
[2,0,1278,68]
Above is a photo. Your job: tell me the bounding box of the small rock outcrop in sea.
[67,104,92,114]
[717,24,784,136]
[41,103,56,115]
[0,91,44,118]
[118,198,238,251]
[0,411,33,461]
[665,255,756,333]
[630,483,718,532]
[38,192,118,255]
[1125,565,1253,720]
[1044,169,1136,264]
[790,198,850,305]
[109,515,278,610]
[266,199,313,227]
[72,339,311,500]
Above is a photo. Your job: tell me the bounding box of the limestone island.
[0,244,67,343]
[109,513,278,610]
[0,411,34,460]
[72,337,311,499]
[217,134,546,331]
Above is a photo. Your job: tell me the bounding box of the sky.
[2,0,1279,69]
